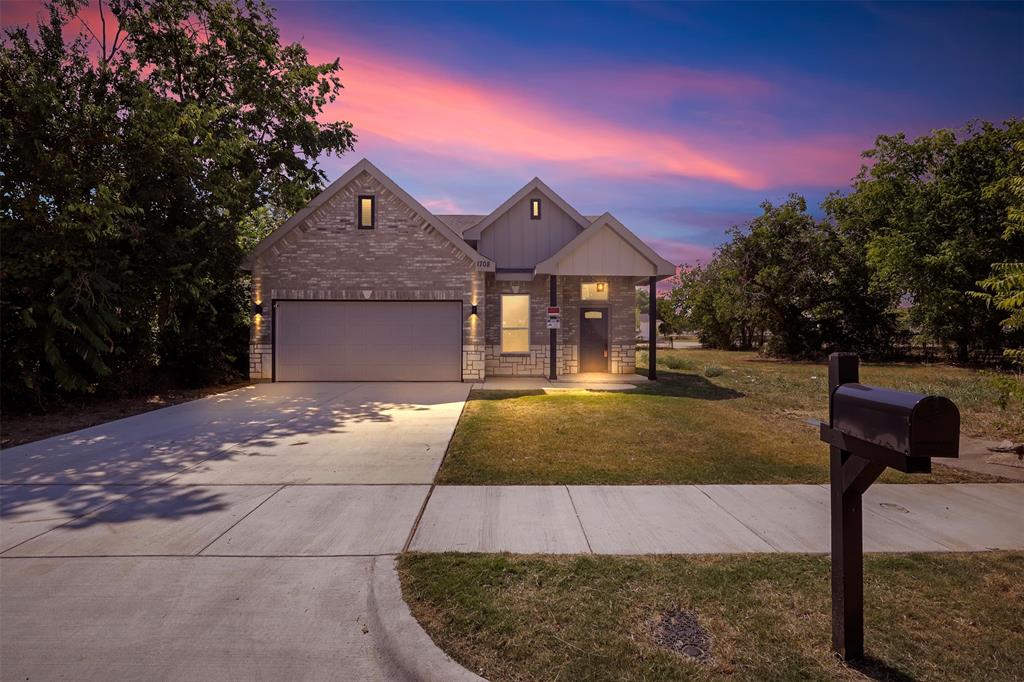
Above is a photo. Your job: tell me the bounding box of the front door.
[579,307,609,372]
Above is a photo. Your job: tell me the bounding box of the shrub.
[704,365,725,378]
[661,355,696,371]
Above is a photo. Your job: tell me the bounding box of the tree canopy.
[1,0,355,406]
[824,120,1023,361]
[663,121,1022,363]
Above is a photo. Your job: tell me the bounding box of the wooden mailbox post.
[818,352,960,660]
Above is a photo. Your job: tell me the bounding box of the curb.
[367,555,487,682]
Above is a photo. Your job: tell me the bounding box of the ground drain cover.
[651,608,711,662]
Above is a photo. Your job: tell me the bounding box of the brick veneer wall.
[249,170,485,380]
[484,274,637,376]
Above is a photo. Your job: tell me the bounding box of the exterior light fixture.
[253,302,264,315]
[596,282,606,292]
[470,304,479,316]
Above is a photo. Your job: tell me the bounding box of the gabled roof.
[461,178,590,240]
[435,214,487,234]
[535,212,677,278]
[243,159,493,270]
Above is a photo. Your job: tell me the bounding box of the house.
[243,159,675,382]
[638,312,652,342]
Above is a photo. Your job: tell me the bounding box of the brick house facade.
[244,159,675,382]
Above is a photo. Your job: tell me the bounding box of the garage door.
[274,301,462,381]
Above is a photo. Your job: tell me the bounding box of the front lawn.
[400,551,1024,682]
[437,349,1017,485]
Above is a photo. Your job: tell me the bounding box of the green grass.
[400,552,1024,682]
[437,349,1016,485]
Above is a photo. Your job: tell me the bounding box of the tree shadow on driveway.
[0,382,466,533]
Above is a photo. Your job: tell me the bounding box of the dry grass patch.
[657,349,1024,441]
[400,552,1024,682]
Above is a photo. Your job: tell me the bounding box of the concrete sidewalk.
[410,483,1024,554]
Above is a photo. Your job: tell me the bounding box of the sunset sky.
[3,1,1022,265]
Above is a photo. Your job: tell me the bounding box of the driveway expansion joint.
[565,486,594,554]
[195,484,287,556]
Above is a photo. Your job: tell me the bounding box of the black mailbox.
[830,384,960,459]
[818,353,961,662]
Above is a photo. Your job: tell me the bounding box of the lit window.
[501,294,530,353]
[530,198,541,220]
[581,282,609,301]
[358,195,375,229]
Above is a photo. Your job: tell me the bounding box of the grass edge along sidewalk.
[399,551,1024,682]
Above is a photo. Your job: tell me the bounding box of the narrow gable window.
[501,294,530,353]
[530,198,541,220]
[358,195,375,229]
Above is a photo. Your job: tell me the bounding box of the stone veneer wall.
[249,170,485,381]
[484,274,636,376]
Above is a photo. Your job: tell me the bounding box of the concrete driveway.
[0,382,471,681]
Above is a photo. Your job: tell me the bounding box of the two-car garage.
[273,301,463,381]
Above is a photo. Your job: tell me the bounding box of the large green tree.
[665,252,764,350]
[666,195,896,357]
[971,139,1024,367]
[824,120,1024,362]
[1,0,355,406]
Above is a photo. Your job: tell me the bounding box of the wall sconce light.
[470,304,479,317]
[596,282,606,292]
[253,302,264,316]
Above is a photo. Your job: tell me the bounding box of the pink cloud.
[2,0,123,48]
[303,42,867,190]
[2,2,869,191]
[1,0,48,28]
[307,48,760,189]
[421,196,466,213]
[644,238,714,267]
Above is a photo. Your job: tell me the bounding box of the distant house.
[243,158,675,381]
[638,312,653,342]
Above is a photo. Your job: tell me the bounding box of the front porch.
[482,272,663,379]
[472,373,652,392]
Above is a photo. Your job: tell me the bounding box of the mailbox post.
[818,352,959,661]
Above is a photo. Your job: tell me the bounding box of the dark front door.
[579,307,609,372]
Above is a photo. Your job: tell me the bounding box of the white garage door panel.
[275,301,462,381]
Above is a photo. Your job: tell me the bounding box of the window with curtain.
[501,294,530,353]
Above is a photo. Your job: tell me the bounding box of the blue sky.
[5,0,1021,264]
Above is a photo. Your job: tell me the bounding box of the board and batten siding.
[549,225,658,276]
[477,190,584,268]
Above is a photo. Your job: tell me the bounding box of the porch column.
[549,274,558,380]
[649,276,657,380]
